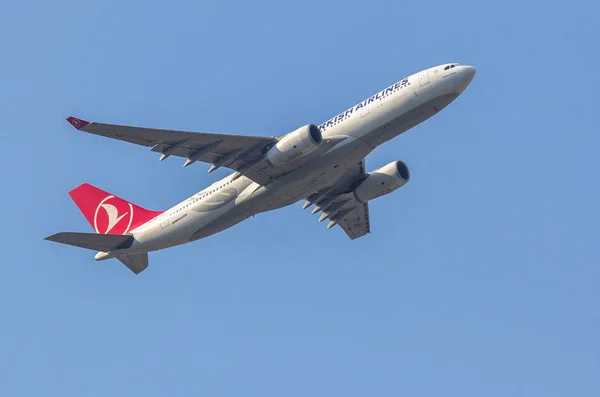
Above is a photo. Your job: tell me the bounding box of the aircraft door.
[160,217,170,230]
[419,69,430,87]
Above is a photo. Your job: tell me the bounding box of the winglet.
[66,116,91,130]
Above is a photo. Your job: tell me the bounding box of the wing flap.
[303,159,371,240]
[338,201,370,239]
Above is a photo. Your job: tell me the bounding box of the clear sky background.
[1,0,598,395]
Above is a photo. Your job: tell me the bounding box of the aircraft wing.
[302,159,371,240]
[67,117,277,185]
[334,200,370,240]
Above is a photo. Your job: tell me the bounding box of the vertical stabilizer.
[68,183,163,234]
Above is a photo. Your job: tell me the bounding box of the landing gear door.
[419,69,430,87]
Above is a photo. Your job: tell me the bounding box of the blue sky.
[1,0,599,395]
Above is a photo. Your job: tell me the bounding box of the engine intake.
[266,124,322,166]
[354,161,410,203]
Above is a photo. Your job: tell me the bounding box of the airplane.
[46,63,476,274]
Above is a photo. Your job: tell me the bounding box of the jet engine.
[266,124,323,166]
[353,161,410,203]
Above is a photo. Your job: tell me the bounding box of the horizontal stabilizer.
[45,232,134,251]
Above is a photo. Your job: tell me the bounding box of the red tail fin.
[69,183,163,234]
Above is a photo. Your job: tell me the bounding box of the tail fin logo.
[94,195,134,234]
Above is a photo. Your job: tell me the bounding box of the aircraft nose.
[455,65,476,92]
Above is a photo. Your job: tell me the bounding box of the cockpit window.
[444,64,458,70]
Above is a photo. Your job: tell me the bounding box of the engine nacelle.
[353,161,410,203]
[266,124,323,166]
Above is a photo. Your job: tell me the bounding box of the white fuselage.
[105,64,475,257]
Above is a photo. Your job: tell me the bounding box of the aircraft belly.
[238,137,372,213]
[131,215,200,251]
[188,209,249,241]
[130,198,240,251]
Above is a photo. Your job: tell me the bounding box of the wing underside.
[302,159,371,240]
[67,117,277,185]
